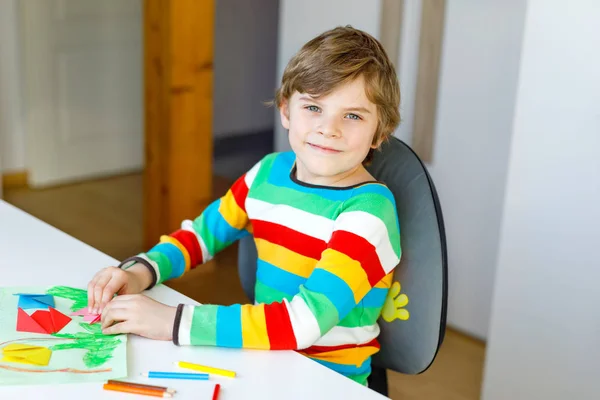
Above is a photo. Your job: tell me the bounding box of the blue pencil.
[142,371,210,380]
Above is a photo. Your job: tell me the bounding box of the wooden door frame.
[380,0,446,164]
[143,0,214,247]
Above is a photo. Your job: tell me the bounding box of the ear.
[371,134,384,149]
[279,99,290,130]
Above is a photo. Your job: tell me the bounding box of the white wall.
[1,0,278,176]
[482,1,600,398]
[274,0,383,152]
[0,0,25,173]
[426,0,527,339]
[214,0,279,138]
[395,0,422,145]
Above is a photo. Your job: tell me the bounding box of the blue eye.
[346,113,361,120]
[305,105,321,113]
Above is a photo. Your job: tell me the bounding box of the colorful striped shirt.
[124,152,401,385]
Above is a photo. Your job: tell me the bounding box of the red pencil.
[212,383,221,400]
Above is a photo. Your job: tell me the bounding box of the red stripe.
[264,301,298,350]
[230,174,249,213]
[328,230,386,286]
[302,338,380,355]
[252,220,326,260]
[171,229,203,267]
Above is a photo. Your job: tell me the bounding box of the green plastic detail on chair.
[382,281,410,322]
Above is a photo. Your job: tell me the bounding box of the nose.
[318,115,342,139]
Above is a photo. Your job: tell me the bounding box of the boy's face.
[280,76,380,185]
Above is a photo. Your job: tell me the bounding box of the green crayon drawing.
[46,286,89,313]
[0,285,128,386]
[46,285,121,368]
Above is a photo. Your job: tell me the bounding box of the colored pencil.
[176,361,236,378]
[103,383,173,398]
[106,379,176,394]
[142,371,209,380]
[212,383,221,400]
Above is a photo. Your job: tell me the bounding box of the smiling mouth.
[307,143,342,154]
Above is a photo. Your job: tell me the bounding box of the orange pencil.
[107,379,176,394]
[103,383,173,398]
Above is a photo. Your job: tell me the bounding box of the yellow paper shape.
[1,343,52,366]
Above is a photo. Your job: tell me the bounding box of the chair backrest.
[237,137,448,375]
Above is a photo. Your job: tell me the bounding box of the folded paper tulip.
[16,307,72,334]
[1,343,52,366]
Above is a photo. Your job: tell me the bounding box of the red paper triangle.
[49,307,71,332]
[16,308,48,334]
[89,314,101,324]
[30,310,53,333]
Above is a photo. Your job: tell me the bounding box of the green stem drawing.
[51,326,122,369]
[43,286,123,369]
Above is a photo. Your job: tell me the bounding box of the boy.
[88,25,401,386]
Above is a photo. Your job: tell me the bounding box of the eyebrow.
[297,96,372,114]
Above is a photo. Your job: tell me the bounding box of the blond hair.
[274,26,401,160]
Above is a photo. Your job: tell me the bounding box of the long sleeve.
[172,192,401,350]
[119,160,261,288]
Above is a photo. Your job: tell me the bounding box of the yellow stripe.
[318,249,371,304]
[218,190,248,230]
[160,235,191,272]
[255,238,317,278]
[240,304,270,349]
[374,272,394,289]
[300,345,380,367]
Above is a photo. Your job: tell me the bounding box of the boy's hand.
[87,264,153,314]
[100,294,177,341]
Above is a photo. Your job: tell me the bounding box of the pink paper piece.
[70,308,101,324]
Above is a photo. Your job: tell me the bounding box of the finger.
[105,294,139,305]
[101,306,130,330]
[93,274,111,314]
[102,321,133,336]
[390,281,401,297]
[99,276,125,312]
[87,278,98,313]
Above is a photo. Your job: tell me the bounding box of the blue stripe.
[362,287,388,308]
[256,259,306,296]
[216,304,243,348]
[202,200,246,244]
[310,357,372,375]
[351,183,396,207]
[305,269,356,317]
[148,243,185,279]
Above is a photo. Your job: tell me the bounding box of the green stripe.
[298,286,339,335]
[252,153,278,185]
[254,280,293,304]
[338,307,382,328]
[343,193,401,257]
[250,182,344,219]
[146,251,172,284]
[348,371,370,386]
[189,305,218,346]
[193,214,228,255]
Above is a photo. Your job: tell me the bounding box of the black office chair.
[237,137,448,396]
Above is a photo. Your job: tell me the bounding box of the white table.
[0,200,387,399]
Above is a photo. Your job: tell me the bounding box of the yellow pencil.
[175,361,236,378]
